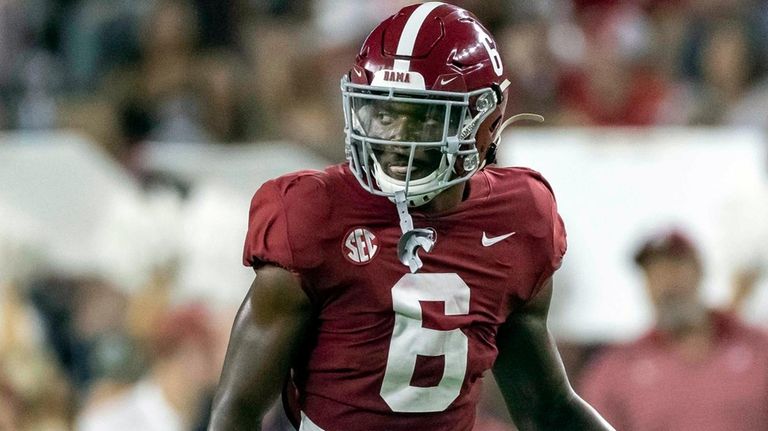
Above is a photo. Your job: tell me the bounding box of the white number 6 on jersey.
[380,273,470,412]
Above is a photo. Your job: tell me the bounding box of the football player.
[209,3,614,430]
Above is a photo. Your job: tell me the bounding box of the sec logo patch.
[343,227,379,265]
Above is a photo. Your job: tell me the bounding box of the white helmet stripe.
[393,2,445,72]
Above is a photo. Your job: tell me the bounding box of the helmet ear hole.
[485,142,498,166]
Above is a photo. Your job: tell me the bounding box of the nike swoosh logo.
[439,76,458,86]
[482,232,516,247]
[353,68,363,77]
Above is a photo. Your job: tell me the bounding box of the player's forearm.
[208,396,263,431]
[514,390,615,431]
[209,276,311,431]
[208,306,275,430]
[493,281,614,431]
[209,314,306,430]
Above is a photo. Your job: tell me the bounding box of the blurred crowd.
[2,0,768,430]
[1,0,768,164]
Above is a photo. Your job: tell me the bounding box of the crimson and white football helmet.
[342,2,512,207]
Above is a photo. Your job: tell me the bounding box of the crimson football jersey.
[243,164,566,431]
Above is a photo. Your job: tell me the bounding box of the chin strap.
[497,113,544,136]
[481,113,545,169]
[394,191,435,273]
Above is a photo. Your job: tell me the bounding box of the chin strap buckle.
[394,191,436,273]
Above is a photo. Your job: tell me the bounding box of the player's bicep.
[249,265,311,324]
[209,265,311,429]
[492,278,574,428]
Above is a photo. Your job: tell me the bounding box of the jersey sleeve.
[243,180,293,269]
[243,172,329,271]
[525,170,568,300]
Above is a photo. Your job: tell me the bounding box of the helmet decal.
[371,70,426,90]
[391,2,446,72]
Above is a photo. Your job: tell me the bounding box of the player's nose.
[389,117,417,142]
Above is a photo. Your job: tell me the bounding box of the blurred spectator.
[0,375,21,430]
[91,0,257,168]
[134,0,209,143]
[682,16,765,125]
[196,50,250,143]
[556,3,674,126]
[28,276,141,394]
[3,0,768,154]
[0,1,26,90]
[59,0,147,90]
[192,0,238,49]
[1,281,74,430]
[579,229,768,430]
[497,19,559,119]
[76,303,218,431]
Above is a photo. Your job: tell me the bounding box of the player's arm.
[492,278,615,431]
[208,265,311,431]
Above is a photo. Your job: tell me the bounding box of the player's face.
[643,255,705,331]
[354,100,449,180]
[358,99,446,142]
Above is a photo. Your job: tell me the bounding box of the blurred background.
[1,0,767,430]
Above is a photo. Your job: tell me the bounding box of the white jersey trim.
[299,411,326,431]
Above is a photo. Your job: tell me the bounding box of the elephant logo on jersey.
[343,227,380,265]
